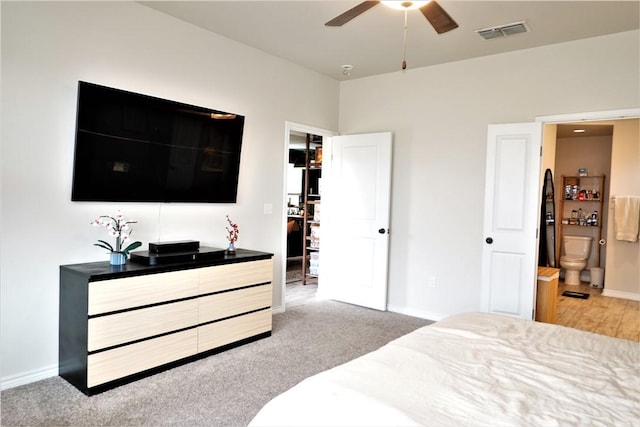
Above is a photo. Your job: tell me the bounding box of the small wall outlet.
[428,276,437,288]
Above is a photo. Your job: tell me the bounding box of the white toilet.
[560,235,593,285]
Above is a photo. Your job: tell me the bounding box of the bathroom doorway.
[533,114,639,339]
[538,111,639,299]
[551,123,613,283]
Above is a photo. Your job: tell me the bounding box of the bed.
[249,312,640,426]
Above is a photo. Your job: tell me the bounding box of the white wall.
[338,30,640,320]
[0,2,339,387]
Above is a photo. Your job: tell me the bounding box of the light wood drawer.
[198,309,271,353]
[88,299,199,351]
[199,284,272,324]
[88,269,199,315]
[199,259,272,294]
[87,329,197,387]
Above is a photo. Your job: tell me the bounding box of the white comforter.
[249,312,640,427]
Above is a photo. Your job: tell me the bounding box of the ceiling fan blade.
[325,1,380,27]
[420,1,458,34]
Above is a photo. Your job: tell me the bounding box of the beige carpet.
[1,299,432,426]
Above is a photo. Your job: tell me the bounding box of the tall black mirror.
[539,168,556,267]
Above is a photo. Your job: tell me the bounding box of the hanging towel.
[614,196,640,242]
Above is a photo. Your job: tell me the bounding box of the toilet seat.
[560,257,587,268]
[560,256,585,262]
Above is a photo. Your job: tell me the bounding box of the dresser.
[59,249,273,395]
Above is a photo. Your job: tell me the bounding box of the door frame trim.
[535,108,640,124]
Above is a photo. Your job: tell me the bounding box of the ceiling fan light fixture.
[381,1,430,11]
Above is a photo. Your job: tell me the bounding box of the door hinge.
[540,146,543,157]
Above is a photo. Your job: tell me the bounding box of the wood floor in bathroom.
[555,281,640,342]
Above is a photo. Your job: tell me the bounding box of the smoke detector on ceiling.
[476,21,530,40]
[341,64,353,76]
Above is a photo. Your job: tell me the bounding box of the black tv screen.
[71,81,244,203]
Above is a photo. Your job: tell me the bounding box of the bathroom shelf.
[557,175,605,269]
[301,133,322,285]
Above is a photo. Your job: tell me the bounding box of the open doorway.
[482,109,638,324]
[540,119,625,286]
[551,123,613,283]
[282,122,336,309]
[536,111,639,336]
[285,131,320,306]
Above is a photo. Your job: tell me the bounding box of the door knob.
[485,237,493,244]
[378,228,387,234]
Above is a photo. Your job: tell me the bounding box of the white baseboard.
[1,364,58,391]
[601,289,640,301]
[386,304,443,322]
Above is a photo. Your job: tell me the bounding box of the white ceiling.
[140,1,639,81]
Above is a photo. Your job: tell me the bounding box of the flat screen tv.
[71,81,244,203]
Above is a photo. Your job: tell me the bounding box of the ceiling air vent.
[476,21,529,40]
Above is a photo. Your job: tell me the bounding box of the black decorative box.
[130,246,225,266]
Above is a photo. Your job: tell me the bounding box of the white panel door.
[481,123,542,319]
[320,132,392,310]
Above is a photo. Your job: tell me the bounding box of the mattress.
[249,312,640,426]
